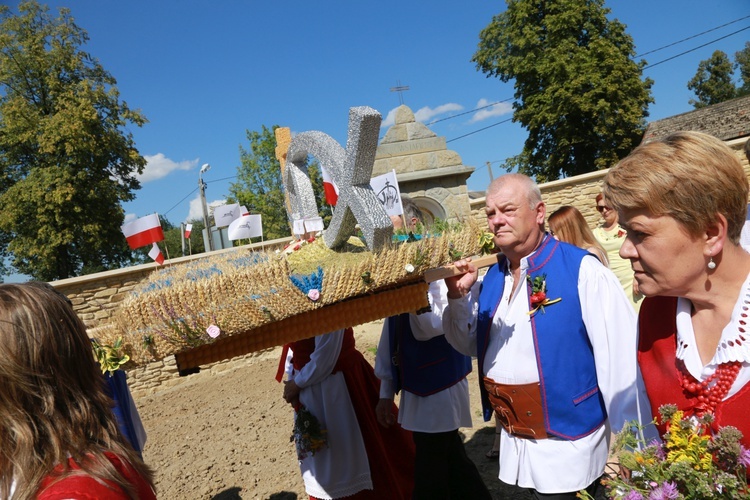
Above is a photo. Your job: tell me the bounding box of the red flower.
[530,291,547,304]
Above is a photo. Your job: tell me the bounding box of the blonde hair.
[603,131,748,244]
[0,283,154,499]
[548,206,608,265]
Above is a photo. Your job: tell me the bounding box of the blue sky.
[14,1,750,226]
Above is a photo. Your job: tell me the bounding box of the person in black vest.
[374,196,491,500]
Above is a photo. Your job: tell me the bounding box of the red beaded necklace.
[679,361,741,416]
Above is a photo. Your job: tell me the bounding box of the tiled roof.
[643,95,750,143]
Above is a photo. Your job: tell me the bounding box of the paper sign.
[304,217,324,233]
[228,214,263,240]
[213,203,240,228]
[370,170,402,217]
[292,219,306,235]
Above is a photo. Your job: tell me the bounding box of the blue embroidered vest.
[476,236,607,440]
[388,313,472,397]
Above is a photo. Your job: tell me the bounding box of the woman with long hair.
[548,206,609,266]
[0,283,155,499]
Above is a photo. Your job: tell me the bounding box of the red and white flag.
[148,242,164,265]
[184,223,193,239]
[321,165,339,206]
[121,213,164,249]
[240,206,250,216]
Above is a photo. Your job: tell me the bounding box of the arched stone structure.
[373,105,474,223]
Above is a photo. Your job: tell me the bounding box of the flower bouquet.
[291,405,328,460]
[590,404,750,499]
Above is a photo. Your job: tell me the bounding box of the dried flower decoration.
[291,405,328,460]
[581,404,750,499]
[526,274,561,316]
[91,338,130,374]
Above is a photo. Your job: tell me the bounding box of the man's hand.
[444,258,479,299]
[283,379,301,407]
[375,398,396,428]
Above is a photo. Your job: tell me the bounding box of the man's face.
[484,180,545,258]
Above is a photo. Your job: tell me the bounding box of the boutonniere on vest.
[527,274,562,316]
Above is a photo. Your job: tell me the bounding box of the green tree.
[229,125,331,241]
[161,218,206,258]
[0,1,147,281]
[734,42,750,98]
[687,50,737,108]
[472,0,653,181]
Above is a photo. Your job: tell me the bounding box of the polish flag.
[321,165,338,206]
[121,214,164,249]
[184,223,193,239]
[148,242,165,265]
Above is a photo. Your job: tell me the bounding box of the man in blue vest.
[443,174,639,499]
[374,197,491,500]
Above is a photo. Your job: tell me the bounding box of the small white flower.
[206,324,221,338]
[405,263,415,273]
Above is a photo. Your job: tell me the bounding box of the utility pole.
[199,163,213,252]
[486,161,494,181]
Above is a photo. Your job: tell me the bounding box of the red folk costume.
[638,295,750,446]
[279,328,415,500]
[37,452,156,500]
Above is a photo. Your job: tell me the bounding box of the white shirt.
[443,251,640,494]
[674,272,750,397]
[374,281,473,433]
[286,330,373,499]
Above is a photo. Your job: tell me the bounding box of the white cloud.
[469,99,513,123]
[380,103,463,129]
[138,154,199,183]
[414,103,463,123]
[187,195,226,224]
[380,108,397,129]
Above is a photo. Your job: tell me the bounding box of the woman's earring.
[707,256,717,270]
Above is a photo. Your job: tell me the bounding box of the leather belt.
[483,377,548,439]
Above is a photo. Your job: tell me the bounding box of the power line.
[643,24,750,70]
[636,14,750,58]
[162,187,198,217]
[447,118,513,143]
[427,99,512,125]
[161,176,237,217]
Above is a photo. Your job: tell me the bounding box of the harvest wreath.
[96,224,491,370]
[94,106,497,370]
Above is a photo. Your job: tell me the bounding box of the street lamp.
[199,163,213,252]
